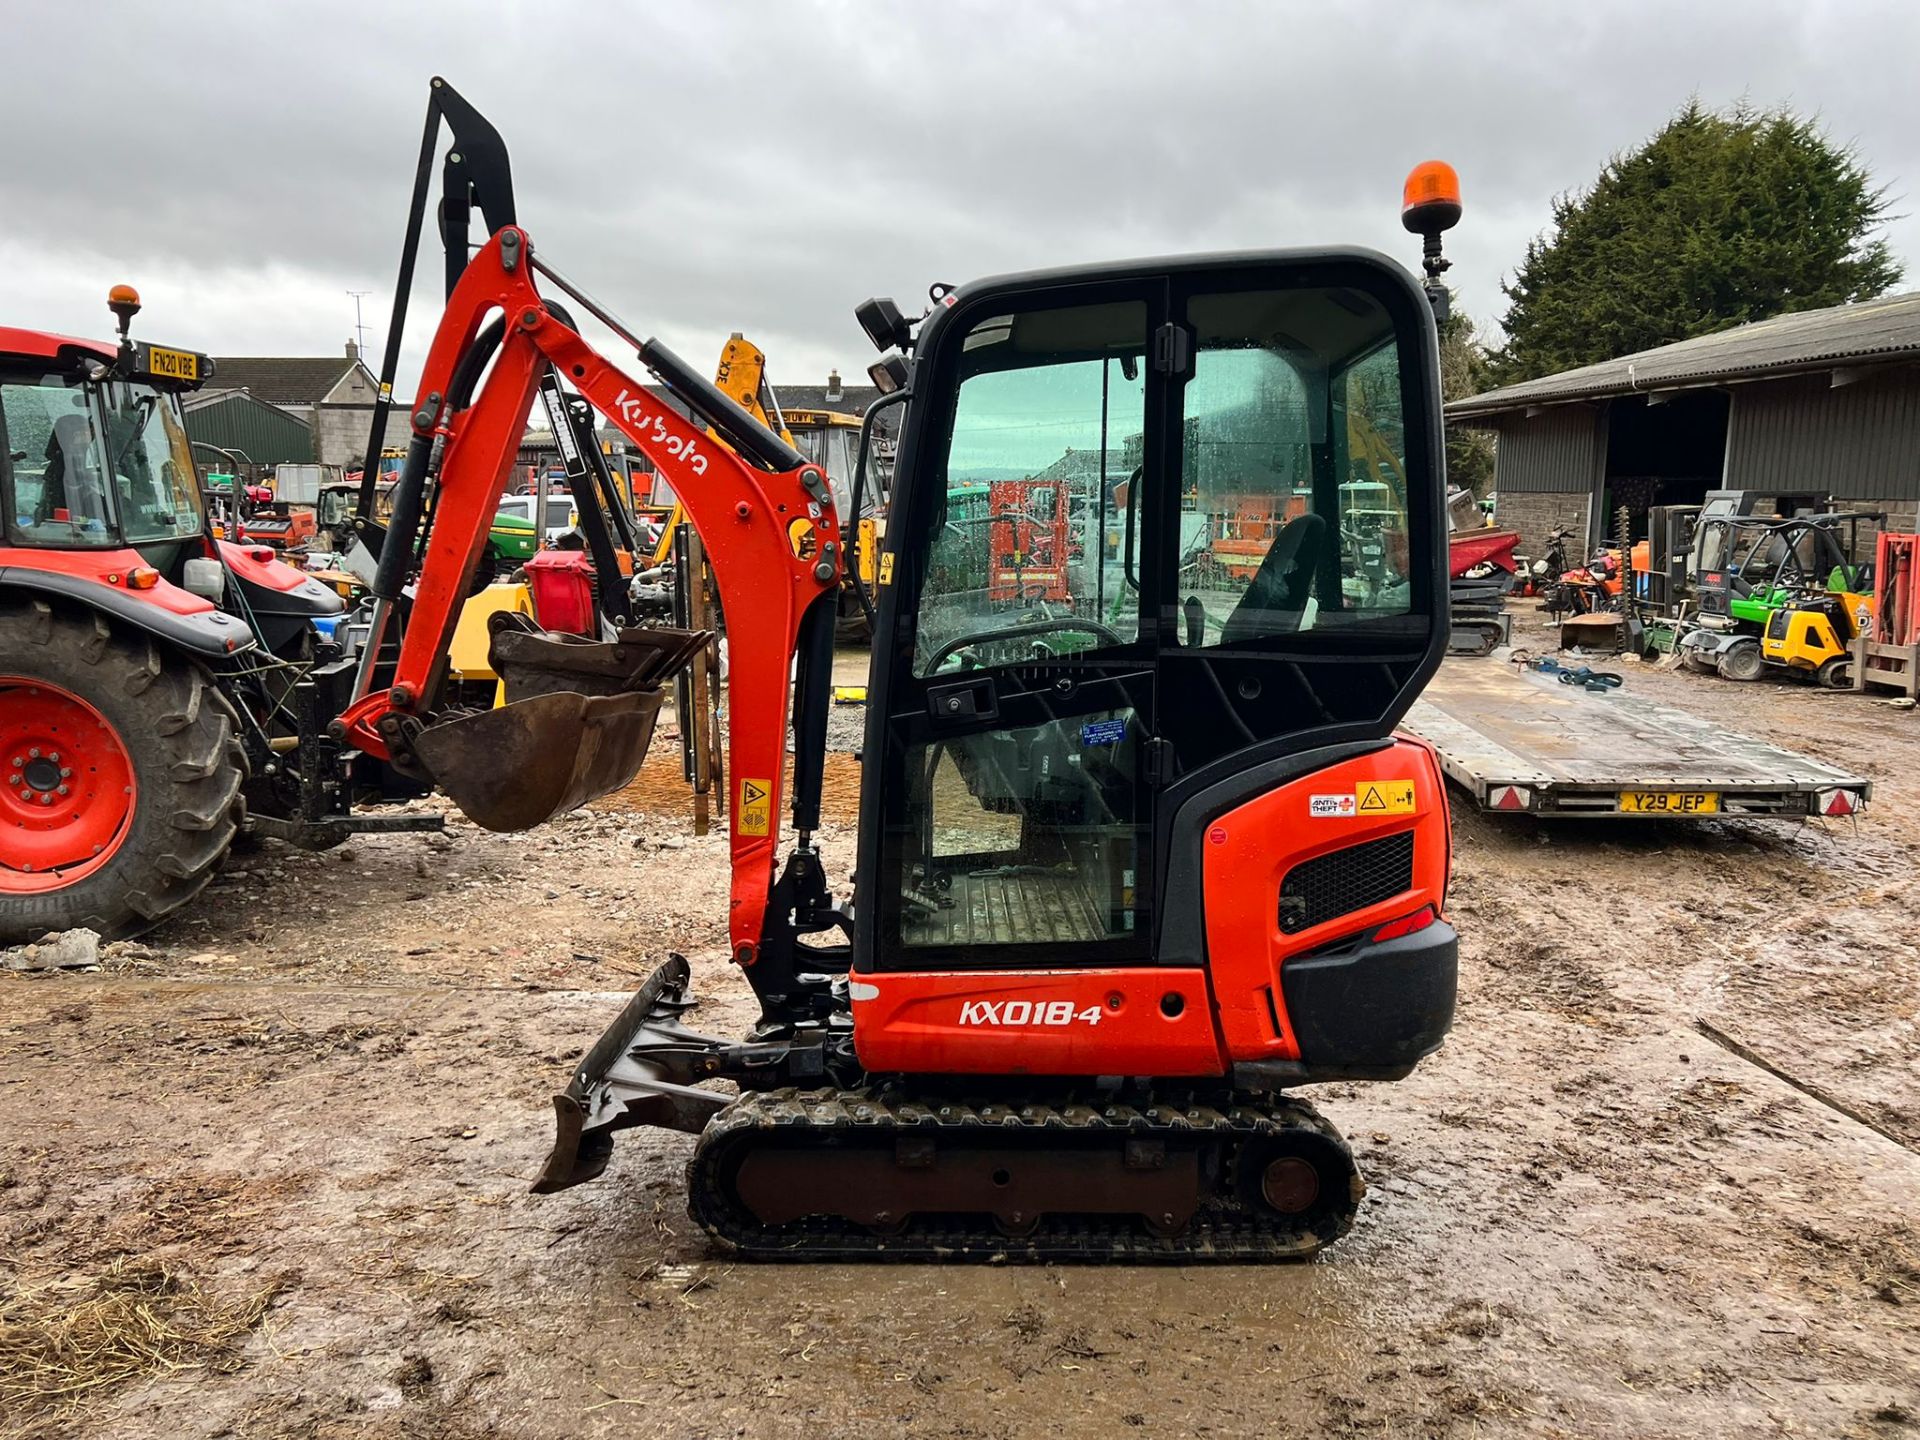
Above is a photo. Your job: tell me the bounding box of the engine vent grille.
[1278,831,1414,935]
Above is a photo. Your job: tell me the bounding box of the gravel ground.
[2,624,1917,1439]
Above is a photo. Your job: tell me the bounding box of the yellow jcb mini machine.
[651,335,886,638]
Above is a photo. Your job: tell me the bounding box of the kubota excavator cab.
[848,254,1452,1065]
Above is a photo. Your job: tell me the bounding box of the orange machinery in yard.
[1854,530,1920,697]
[333,81,1469,1261]
[986,476,1074,602]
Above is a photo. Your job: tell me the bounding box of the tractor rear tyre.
[1718,639,1765,683]
[0,601,246,944]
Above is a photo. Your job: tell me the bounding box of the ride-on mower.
[327,82,1461,1259]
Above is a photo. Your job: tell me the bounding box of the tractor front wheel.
[0,601,245,944]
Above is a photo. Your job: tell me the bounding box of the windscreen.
[99,380,202,544]
[1,372,120,547]
[909,283,1424,677]
[914,300,1148,677]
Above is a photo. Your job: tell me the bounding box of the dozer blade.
[533,954,733,1193]
[412,688,664,832]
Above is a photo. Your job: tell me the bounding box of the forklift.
[1680,510,1878,686]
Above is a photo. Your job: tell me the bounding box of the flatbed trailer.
[1401,660,1870,819]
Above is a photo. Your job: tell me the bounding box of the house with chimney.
[184,340,405,470]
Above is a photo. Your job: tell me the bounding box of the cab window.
[101,381,203,544]
[1,373,118,548]
[1175,288,1416,647]
[913,300,1148,677]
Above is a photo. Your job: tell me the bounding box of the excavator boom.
[337,225,843,953]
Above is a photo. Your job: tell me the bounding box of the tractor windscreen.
[0,372,202,548]
[99,380,202,544]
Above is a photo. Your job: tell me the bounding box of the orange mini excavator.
[361,82,1462,1260]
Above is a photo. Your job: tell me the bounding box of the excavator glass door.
[860,255,1444,975]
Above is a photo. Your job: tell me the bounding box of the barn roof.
[1450,291,1920,420]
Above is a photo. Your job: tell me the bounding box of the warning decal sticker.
[739,777,773,836]
[1309,794,1357,818]
[1356,780,1418,815]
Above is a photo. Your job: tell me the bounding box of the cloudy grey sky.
[5,1,1916,399]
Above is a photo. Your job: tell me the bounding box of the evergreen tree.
[1439,300,1495,495]
[1493,100,1901,383]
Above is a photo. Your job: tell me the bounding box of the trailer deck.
[1401,660,1870,818]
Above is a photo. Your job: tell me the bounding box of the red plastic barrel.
[524,550,597,635]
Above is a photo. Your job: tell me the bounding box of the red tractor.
[986,477,1074,603]
[0,288,415,942]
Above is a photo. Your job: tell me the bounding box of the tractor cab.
[0,289,344,658]
[0,325,210,574]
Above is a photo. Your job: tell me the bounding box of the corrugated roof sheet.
[1450,290,1920,419]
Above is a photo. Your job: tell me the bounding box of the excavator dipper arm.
[336,226,842,959]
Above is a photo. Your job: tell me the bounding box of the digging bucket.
[412,619,709,832]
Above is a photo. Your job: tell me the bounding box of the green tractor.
[315,478,538,575]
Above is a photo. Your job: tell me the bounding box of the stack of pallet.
[1854,531,1920,697]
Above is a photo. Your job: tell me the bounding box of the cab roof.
[0,326,116,367]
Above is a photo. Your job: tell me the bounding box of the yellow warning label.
[878,552,896,586]
[738,777,773,836]
[1356,780,1418,815]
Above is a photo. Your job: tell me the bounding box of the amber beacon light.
[1401,161,1463,236]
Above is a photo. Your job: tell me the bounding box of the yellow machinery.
[649,337,883,638]
[1761,578,1876,686]
[447,582,535,697]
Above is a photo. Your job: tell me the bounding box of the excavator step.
[686,1086,1363,1263]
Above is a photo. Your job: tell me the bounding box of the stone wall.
[1491,490,1591,561]
[315,404,380,469]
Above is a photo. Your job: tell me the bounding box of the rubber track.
[687,1087,1362,1263]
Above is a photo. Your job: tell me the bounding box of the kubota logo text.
[959,999,1104,1027]
[614,392,709,475]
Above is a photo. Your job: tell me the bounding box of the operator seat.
[1220,511,1328,644]
[36,414,94,524]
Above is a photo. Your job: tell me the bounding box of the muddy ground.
[3,618,1918,1439]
